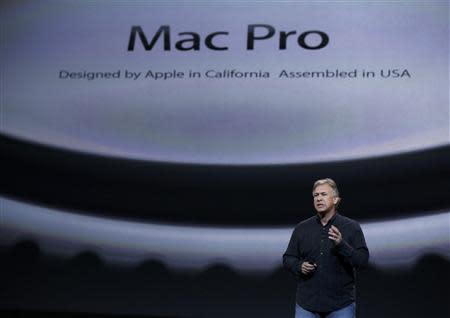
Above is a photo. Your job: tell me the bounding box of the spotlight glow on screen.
[2,197,449,272]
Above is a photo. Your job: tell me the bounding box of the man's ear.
[334,197,341,206]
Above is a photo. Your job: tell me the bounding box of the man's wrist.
[335,239,353,257]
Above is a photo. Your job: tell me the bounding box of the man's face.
[313,184,339,214]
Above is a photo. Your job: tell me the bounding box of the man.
[283,178,369,318]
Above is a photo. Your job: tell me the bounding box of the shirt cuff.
[335,239,354,259]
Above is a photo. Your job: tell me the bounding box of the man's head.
[312,178,340,214]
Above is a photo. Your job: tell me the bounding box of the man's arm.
[334,224,369,269]
[282,227,305,276]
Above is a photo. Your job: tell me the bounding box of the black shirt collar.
[315,211,338,227]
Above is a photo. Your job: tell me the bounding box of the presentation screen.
[1,1,449,318]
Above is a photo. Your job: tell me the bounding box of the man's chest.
[297,223,352,254]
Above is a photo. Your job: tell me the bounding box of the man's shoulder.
[336,213,361,230]
[295,216,317,229]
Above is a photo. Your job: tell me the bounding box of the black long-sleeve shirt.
[283,212,369,313]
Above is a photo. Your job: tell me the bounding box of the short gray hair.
[312,178,340,197]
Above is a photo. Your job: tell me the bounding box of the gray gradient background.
[1,197,449,273]
[1,0,448,164]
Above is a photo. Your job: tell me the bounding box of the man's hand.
[300,261,317,275]
[328,225,342,245]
